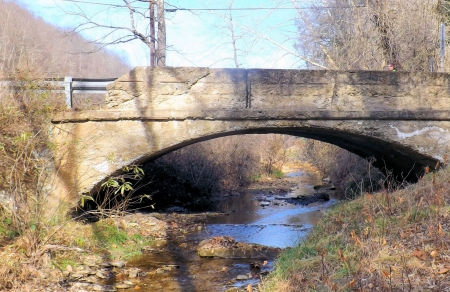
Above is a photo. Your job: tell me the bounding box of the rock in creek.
[313,183,335,190]
[197,236,281,259]
[284,192,330,205]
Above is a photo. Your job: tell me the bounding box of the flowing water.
[127,171,339,291]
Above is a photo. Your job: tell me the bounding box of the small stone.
[92,284,116,291]
[110,261,125,268]
[141,246,157,252]
[71,282,90,289]
[77,268,94,276]
[84,275,100,283]
[83,258,99,267]
[96,269,111,279]
[115,282,133,289]
[236,274,249,280]
[76,265,86,271]
[163,265,180,271]
[127,268,141,278]
[70,273,84,279]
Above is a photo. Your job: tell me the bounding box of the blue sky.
[15,0,305,69]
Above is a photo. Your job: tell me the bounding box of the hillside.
[262,166,450,291]
[0,1,130,78]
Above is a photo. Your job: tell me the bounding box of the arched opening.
[69,124,443,290]
[83,125,438,215]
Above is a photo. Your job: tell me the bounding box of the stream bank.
[60,170,339,292]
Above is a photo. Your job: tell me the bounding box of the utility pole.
[441,22,445,72]
[150,1,156,67]
[156,0,166,66]
[140,0,166,67]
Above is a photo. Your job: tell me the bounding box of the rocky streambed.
[60,171,338,292]
[62,212,278,292]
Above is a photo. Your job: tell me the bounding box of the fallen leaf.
[140,230,150,236]
[364,227,369,236]
[439,224,444,236]
[439,268,450,274]
[247,284,252,292]
[430,250,438,258]
[412,249,427,261]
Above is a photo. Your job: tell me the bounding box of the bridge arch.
[50,67,450,200]
[134,125,437,181]
[52,119,440,198]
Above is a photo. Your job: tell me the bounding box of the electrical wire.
[165,6,364,12]
[58,0,365,11]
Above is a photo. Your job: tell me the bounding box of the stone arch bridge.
[51,67,450,198]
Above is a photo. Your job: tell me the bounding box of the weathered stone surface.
[105,67,247,110]
[197,236,280,259]
[50,67,450,200]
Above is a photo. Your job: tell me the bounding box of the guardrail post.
[64,76,73,108]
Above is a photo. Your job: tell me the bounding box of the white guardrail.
[0,77,116,108]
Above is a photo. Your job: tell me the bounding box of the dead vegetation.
[295,0,443,71]
[262,164,450,291]
[0,1,132,290]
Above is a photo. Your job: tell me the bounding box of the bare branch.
[236,22,329,69]
[60,0,165,66]
[290,0,337,69]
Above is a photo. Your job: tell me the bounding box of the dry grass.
[0,76,156,290]
[262,166,450,291]
[0,214,155,290]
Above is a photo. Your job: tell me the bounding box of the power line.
[165,6,365,12]
[59,0,128,8]
[58,0,365,12]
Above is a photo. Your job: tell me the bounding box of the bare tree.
[193,0,250,68]
[292,0,442,71]
[59,0,167,67]
[189,0,327,68]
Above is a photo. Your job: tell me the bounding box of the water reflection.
[203,171,336,248]
[130,170,337,291]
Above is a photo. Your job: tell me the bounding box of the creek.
[127,170,339,291]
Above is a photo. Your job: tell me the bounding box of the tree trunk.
[370,0,400,67]
[156,0,166,66]
[150,1,156,67]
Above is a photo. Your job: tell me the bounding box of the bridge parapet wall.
[50,67,450,202]
[96,67,450,120]
[105,67,248,110]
